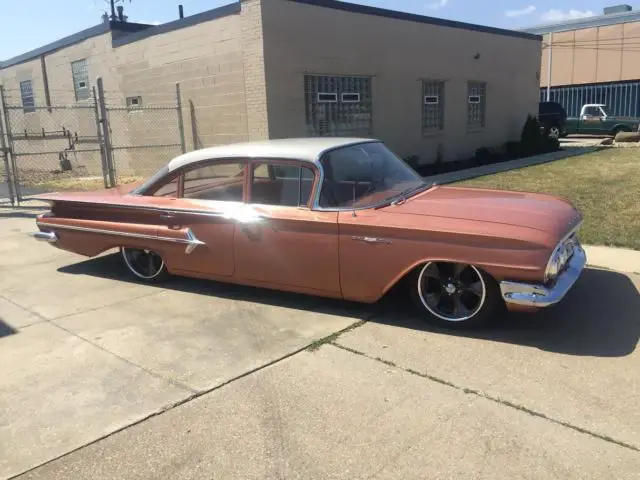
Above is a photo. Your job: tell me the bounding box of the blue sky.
[1,0,635,61]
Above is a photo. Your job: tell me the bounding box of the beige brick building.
[1,0,541,177]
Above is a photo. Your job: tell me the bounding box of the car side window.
[183,162,245,202]
[250,162,315,207]
[152,177,179,198]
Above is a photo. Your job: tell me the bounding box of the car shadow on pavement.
[58,252,373,322]
[375,267,639,358]
[0,318,17,339]
[58,255,638,358]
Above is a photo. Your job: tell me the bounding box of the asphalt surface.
[1,211,639,479]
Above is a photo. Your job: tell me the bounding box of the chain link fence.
[0,79,185,206]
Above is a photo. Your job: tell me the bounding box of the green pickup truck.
[563,104,640,136]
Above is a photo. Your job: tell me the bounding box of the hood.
[381,185,582,237]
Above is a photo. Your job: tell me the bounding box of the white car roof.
[167,137,378,172]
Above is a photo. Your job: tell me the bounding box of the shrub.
[520,114,543,156]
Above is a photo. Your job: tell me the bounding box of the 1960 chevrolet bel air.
[32,138,586,328]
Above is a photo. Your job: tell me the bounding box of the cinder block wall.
[260,0,542,162]
[113,12,248,161]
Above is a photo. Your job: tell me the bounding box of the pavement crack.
[10,318,370,479]
[48,319,198,394]
[329,342,640,453]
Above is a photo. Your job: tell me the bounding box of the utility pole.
[546,32,553,101]
[109,0,116,21]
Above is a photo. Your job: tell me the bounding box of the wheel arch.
[611,124,632,134]
[379,257,505,299]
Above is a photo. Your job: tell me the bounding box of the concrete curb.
[583,245,640,275]
[425,146,601,185]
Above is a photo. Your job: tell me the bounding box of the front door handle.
[160,212,175,220]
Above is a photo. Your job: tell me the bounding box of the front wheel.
[120,247,169,282]
[409,262,503,328]
[547,126,561,139]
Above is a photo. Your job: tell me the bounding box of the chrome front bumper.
[500,246,587,307]
[31,231,58,243]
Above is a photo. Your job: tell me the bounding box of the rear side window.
[250,162,315,207]
[183,162,245,202]
[153,177,179,198]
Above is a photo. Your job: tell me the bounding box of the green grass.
[457,147,640,250]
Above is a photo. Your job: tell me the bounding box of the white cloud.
[505,5,536,18]
[426,0,449,10]
[540,9,595,22]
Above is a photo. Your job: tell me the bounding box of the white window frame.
[468,96,481,104]
[341,92,360,103]
[424,95,439,105]
[126,96,143,109]
[317,92,338,103]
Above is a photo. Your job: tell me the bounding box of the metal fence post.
[92,86,109,189]
[176,83,187,153]
[0,86,16,206]
[97,77,116,187]
[0,86,20,205]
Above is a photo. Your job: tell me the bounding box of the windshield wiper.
[375,183,432,209]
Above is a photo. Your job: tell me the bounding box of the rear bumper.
[500,246,587,308]
[31,231,58,243]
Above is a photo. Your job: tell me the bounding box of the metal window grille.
[467,81,486,128]
[304,75,373,137]
[19,80,35,113]
[422,80,444,133]
[71,59,90,101]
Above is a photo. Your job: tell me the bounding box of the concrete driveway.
[1,209,639,479]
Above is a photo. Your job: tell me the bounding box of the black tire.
[408,262,504,329]
[120,247,170,283]
[547,125,561,139]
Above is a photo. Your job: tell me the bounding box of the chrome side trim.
[31,231,58,243]
[500,245,587,307]
[351,236,392,244]
[34,222,206,255]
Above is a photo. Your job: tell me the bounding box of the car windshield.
[318,141,428,209]
[599,105,610,116]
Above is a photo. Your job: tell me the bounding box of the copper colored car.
[32,138,586,328]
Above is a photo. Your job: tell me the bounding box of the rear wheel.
[120,247,169,282]
[409,261,503,328]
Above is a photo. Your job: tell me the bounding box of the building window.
[422,80,444,133]
[467,81,486,129]
[126,96,142,109]
[304,74,373,137]
[19,80,36,113]
[71,59,90,101]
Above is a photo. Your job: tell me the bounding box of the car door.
[153,159,247,277]
[581,106,606,134]
[233,160,341,296]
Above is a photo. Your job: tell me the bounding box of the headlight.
[544,234,578,283]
